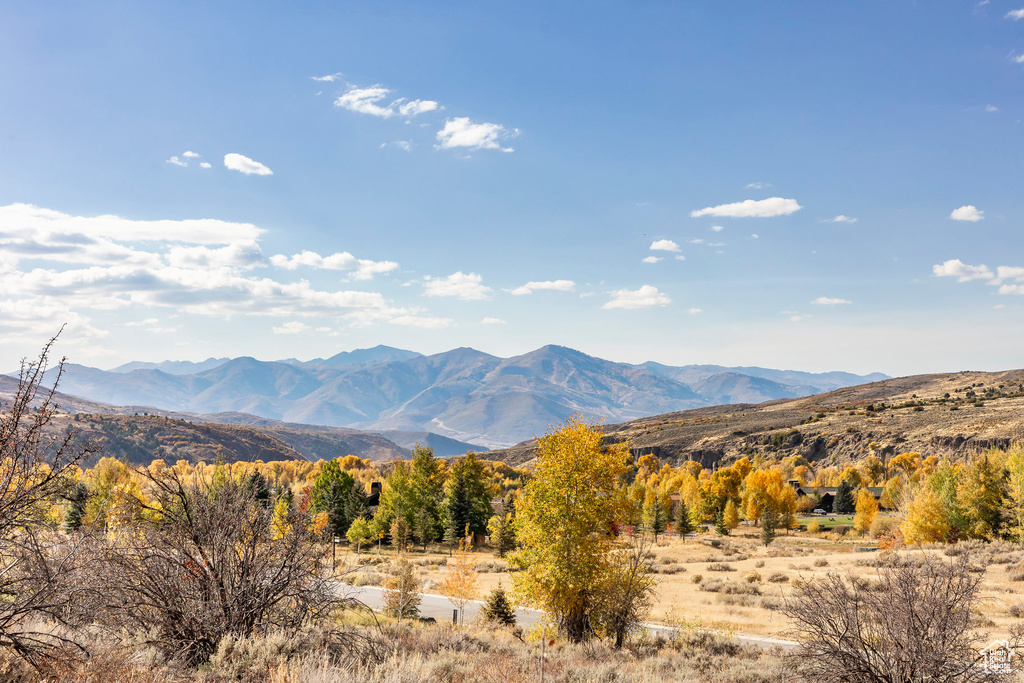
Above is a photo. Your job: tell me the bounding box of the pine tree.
[715,507,729,536]
[833,480,855,515]
[442,509,461,557]
[760,508,779,546]
[481,585,517,627]
[674,497,694,541]
[63,481,89,532]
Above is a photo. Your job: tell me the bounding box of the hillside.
[486,369,1024,467]
[36,344,886,448]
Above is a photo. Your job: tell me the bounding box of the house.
[788,481,887,511]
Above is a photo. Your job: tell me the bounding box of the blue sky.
[1,1,1023,376]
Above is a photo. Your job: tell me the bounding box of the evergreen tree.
[487,493,517,557]
[63,481,89,532]
[310,459,356,537]
[447,452,494,536]
[390,516,411,553]
[342,484,369,527]
[715,507,729,536]
[244,471,272,508]
[833,480,856,515]
[480,586,517,627]
[442,512,461,556]
[760,508,779,546]
[673,497,694,540]
[443,472,472,545]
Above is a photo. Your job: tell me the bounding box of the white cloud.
[0,203,433,339]
[509,279,576,296]
[789,314,808,322]
[687,308,702,314]
[830,215,858,223]
[182,151,199,158]
[482,317,506,325]
[397,99,439,116]
[642,256,662,264]
[745,181,772,189]
[602,285,671,310]
[380,140,413,151]
[688,238,704,245]
[273,321,311,334]
[1015,54,1024,64]
[811,297,852,305]
[199,162,212,169]
[435,117,518,152]
[388,315,452,329]
[675,255,687,261]
[335,86,439,119]
[649,239,680,252]
[691,197,801,218]
[224,153,273,176]
[422,272,491,300]
[932,259,994,282]
[311,73,343,82]
[993,266,1024,285]
[270,250,398,280]
[1006,8,1024,19]
[950,205,983,222]
[986,105,999,112]
[711,225,724,232]
[166,156,188,167]
[751,234,759,239]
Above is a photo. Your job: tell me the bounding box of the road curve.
[337,584,798,651]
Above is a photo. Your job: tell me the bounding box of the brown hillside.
[487,369,1024,467]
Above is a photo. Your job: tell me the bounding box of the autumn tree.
[509,417,629,643]
[902,482,949,545]
[960,452,1005,539]
[592,531,656,648]
[487,493,516,557]
[439,539,478,625]
[641,488,667,541]
[853,488,879,535]
[723,499,740,531]
[346,517,374,554]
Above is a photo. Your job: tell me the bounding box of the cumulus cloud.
[649,239,680,252]
[0,203,430,341]
[932,259,994,282]
[811,297,852,305]
[642,256,662,264]
[422,272,492,300]
[224,153,273,176]
[270,250,398,280]
[182,151,199,158]
[691,197,801,218]
[482,317,506,325]
[334,86,438,119]
[435,118,518,152]
[602,285,671,310]
[1006,8,1024,19]
[950,205,983,222]
[830,215,857,223]
[380,140,413,151]
[311,73,344,82]
[711,225,724,232]
[986,105,999,112]
[273,321,311,334]
[199,162,212,169]
[166,156,188,167]
[1015,54,1024,64]
[509,279,575,296]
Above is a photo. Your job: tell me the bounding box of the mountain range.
[36,345,887,448]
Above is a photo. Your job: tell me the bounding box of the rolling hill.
[485,369,1024,467]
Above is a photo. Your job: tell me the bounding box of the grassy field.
[337,527,1024,642]
[794,514,855,529]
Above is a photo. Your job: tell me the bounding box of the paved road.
[338,584,798,651]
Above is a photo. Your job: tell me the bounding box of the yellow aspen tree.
[271,495,291,540]
[439,539,479,625]
[1004,444,1024,542]
[723,499,740,531]
[901,483,949,545]
[509,417,629,643]
[853,488,879,535]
